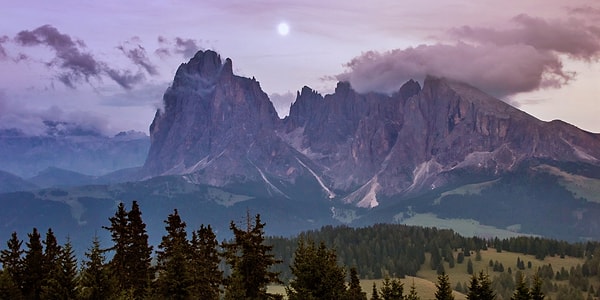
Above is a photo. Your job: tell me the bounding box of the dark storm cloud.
[338,14,598,97]
[156,36,202,59]
[12,25,146,89]
[118,42,159,76]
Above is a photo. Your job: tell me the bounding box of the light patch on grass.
[206,187,253,207]
[433,179,499,205]
[397,213,536,239]
[534,164,600,203]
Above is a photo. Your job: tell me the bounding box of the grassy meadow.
[268,247,590,299]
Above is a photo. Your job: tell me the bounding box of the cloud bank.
[337,13,600,97]
[0,91,110,136]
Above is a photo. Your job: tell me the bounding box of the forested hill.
[267,224,599,282]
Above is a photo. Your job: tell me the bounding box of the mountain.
[142,50,326,193]
[1,50,599,249]
[0,128,150,178]
[144,50,600,207]
[0,170,38,193]
[28,167,96,188]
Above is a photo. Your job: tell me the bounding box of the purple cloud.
[156,36,202,59]
[12,25,146,90]
[0,35,8,59]
[450,14,600,60]
[338,13,599,98]
[338,43,571,97]
[118,42,159,76]
[15,25,102,86]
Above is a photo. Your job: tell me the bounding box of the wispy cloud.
[12,25,147,89]
[118,38,159,76]
[156,36,202,60]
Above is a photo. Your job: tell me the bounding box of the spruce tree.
[190,225,222,299]
[0,232,24,296]
[126,201,153,299]
[40,228,62,299]
[371,283,381,300]
[511,272,530,300]
[78,235,112,300]
[222,213,281,300]
[477,271,495,300]
[103,201,129,292]
[41,239,78,299]
[380,276,403,300]
[286,239,347,300]
[434,273,455,300]
[104,201,153,299]
[0,268,23,300]
[466,274,480,300]
[529,274,545,300]
[155,209,193,300]
[22,228,44,300]
[347,267,367,300]
[467,259,474,275]
[405,280,420,300]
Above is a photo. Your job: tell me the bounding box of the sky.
[0,0,599,135]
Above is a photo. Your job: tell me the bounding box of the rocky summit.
[144,50,600,208]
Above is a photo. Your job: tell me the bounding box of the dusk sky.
[1,0,599,135]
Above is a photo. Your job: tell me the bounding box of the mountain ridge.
[142,50,600,208]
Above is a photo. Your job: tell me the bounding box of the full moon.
[277,22,290,36]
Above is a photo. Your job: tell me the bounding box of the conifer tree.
[22,228,44,300]
[222,213,281,300]
[0,268,24,300]
[467,259,474,275]
[104,201,128,291]
[347,267,367,300]
[190,225,222,300]
[40,228,62,299]
[511,272,530,300]
[155,209,192,300]
[435,273,455,300]
[466,274,480,300]
[126,201,153,299]
[380,276,403,300]
[286,239,346,300]
[42,228,61,277]
[405,280,420,300]
[104,201,153,299]
[79,235,112,300]
[477,271,495,300]
[41,239,78,299]
[371,283,381,300]
[530,274,545,300]
[0,232,24,296]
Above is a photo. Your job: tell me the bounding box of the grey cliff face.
[144,50,600,205]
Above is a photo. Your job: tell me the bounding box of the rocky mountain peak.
[143,50,600,206]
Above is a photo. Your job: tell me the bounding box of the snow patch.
[295,157,336,199]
